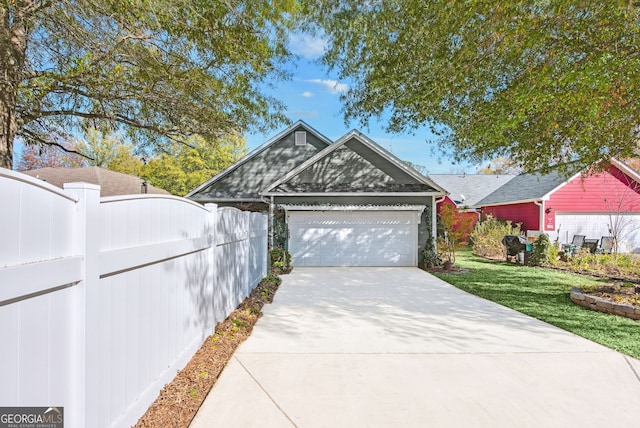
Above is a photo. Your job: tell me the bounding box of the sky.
[244,33,480,175]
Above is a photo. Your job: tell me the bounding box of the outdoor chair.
[597,236,614,254]
[583,238,598,254]
[562,234,586,256]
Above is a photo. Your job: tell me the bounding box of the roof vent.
[295,131,307,146]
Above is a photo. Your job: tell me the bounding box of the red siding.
[482,202,540,231]
[548,166,640,213]
[480,164,640,233]
[437,197,480,237]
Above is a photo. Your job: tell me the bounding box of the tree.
[15,141,86,171]
[74,128,142,176]
[306,1,640,174]
[477,157,523,175]
[436,203,475,269]
[142,134,247,196]
[1,0,297,169]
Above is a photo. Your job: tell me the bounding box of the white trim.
[473,198,547,208]
[610,158,640,184]
[279,204,426,211]
[185,120,332,197]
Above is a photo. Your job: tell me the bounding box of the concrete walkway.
[190,267,640,428]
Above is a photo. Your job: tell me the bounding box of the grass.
[431,248,640,359]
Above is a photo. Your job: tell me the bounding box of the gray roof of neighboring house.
[428,174,516,206]
[187,120,332,202]
[22,166,170,197]
[474,170,568,206]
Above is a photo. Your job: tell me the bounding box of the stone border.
[570,288,640,321]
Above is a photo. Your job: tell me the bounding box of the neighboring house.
[429,174,516,231]
[188,121,447,267]
[23,166,170,197]
[474,159,640,253]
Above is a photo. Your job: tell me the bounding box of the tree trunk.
[0,5,27,170]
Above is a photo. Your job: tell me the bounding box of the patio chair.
[597,236,614,254]
[562,234,585,256]
[583,238,598,254]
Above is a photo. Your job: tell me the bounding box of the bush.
[471,215,522,258]
[528,233,550,266]
[421,236,441,268]
[269,248,292,275]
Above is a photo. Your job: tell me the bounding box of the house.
[474,159,640,253]
[22,166,170,197]
[429,174,516,232]
[187,121,447,267]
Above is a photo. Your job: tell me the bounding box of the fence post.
[64,183,101,428]
[205,203,217,331]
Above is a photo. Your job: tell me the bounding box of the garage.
[287,209,421,267]
[554,213,640,253]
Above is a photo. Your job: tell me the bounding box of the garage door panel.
[288,211,418,267]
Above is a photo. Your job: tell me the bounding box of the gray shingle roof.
[474,171,568,206]
[22,167,170,197]
[428,174,516,206]
[187,121,331,202]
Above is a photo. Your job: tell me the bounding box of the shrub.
[471,215,522,258]
[269,248,292,274]
[421,236,441,268]
[528,233,550,266]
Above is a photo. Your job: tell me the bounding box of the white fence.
[0,169,268,428]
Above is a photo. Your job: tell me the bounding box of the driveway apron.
[190,267,640,428]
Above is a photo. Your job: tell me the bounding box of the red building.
[474,160,640,252]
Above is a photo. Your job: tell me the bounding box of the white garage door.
[288,211,419,266]
[554,213,640,253]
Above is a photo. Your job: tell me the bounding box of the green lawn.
[431,249,640,359]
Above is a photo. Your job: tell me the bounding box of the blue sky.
[244,33,479,174]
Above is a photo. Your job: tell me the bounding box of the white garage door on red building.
[554,213,640,253]
[287,209,421,267]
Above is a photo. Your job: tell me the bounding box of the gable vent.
[295,131,307,146]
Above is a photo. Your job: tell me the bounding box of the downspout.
[534,200,543,232]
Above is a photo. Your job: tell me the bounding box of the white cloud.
[306,79,349,94]
[291,110,320,118]
[301,91,314,98]
[288,33,327,59]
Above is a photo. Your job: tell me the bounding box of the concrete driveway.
[190,267,640,428]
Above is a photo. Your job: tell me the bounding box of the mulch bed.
[581,283,640,308]
[134,275,281,428]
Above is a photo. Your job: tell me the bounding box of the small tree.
[437,204,475,268]
[528,233,551,266]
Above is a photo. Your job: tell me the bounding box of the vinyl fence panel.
[0,169,268,428]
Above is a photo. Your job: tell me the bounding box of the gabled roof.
[22,166,169,197]
[474,158,640,207]
[263,130,447,195]
[474,170,572,207]
[429,174,516,206]
[186,120,332,202]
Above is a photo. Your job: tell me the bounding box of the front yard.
[431,248,640,359]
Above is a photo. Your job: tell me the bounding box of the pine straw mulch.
[134,275,282,428]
